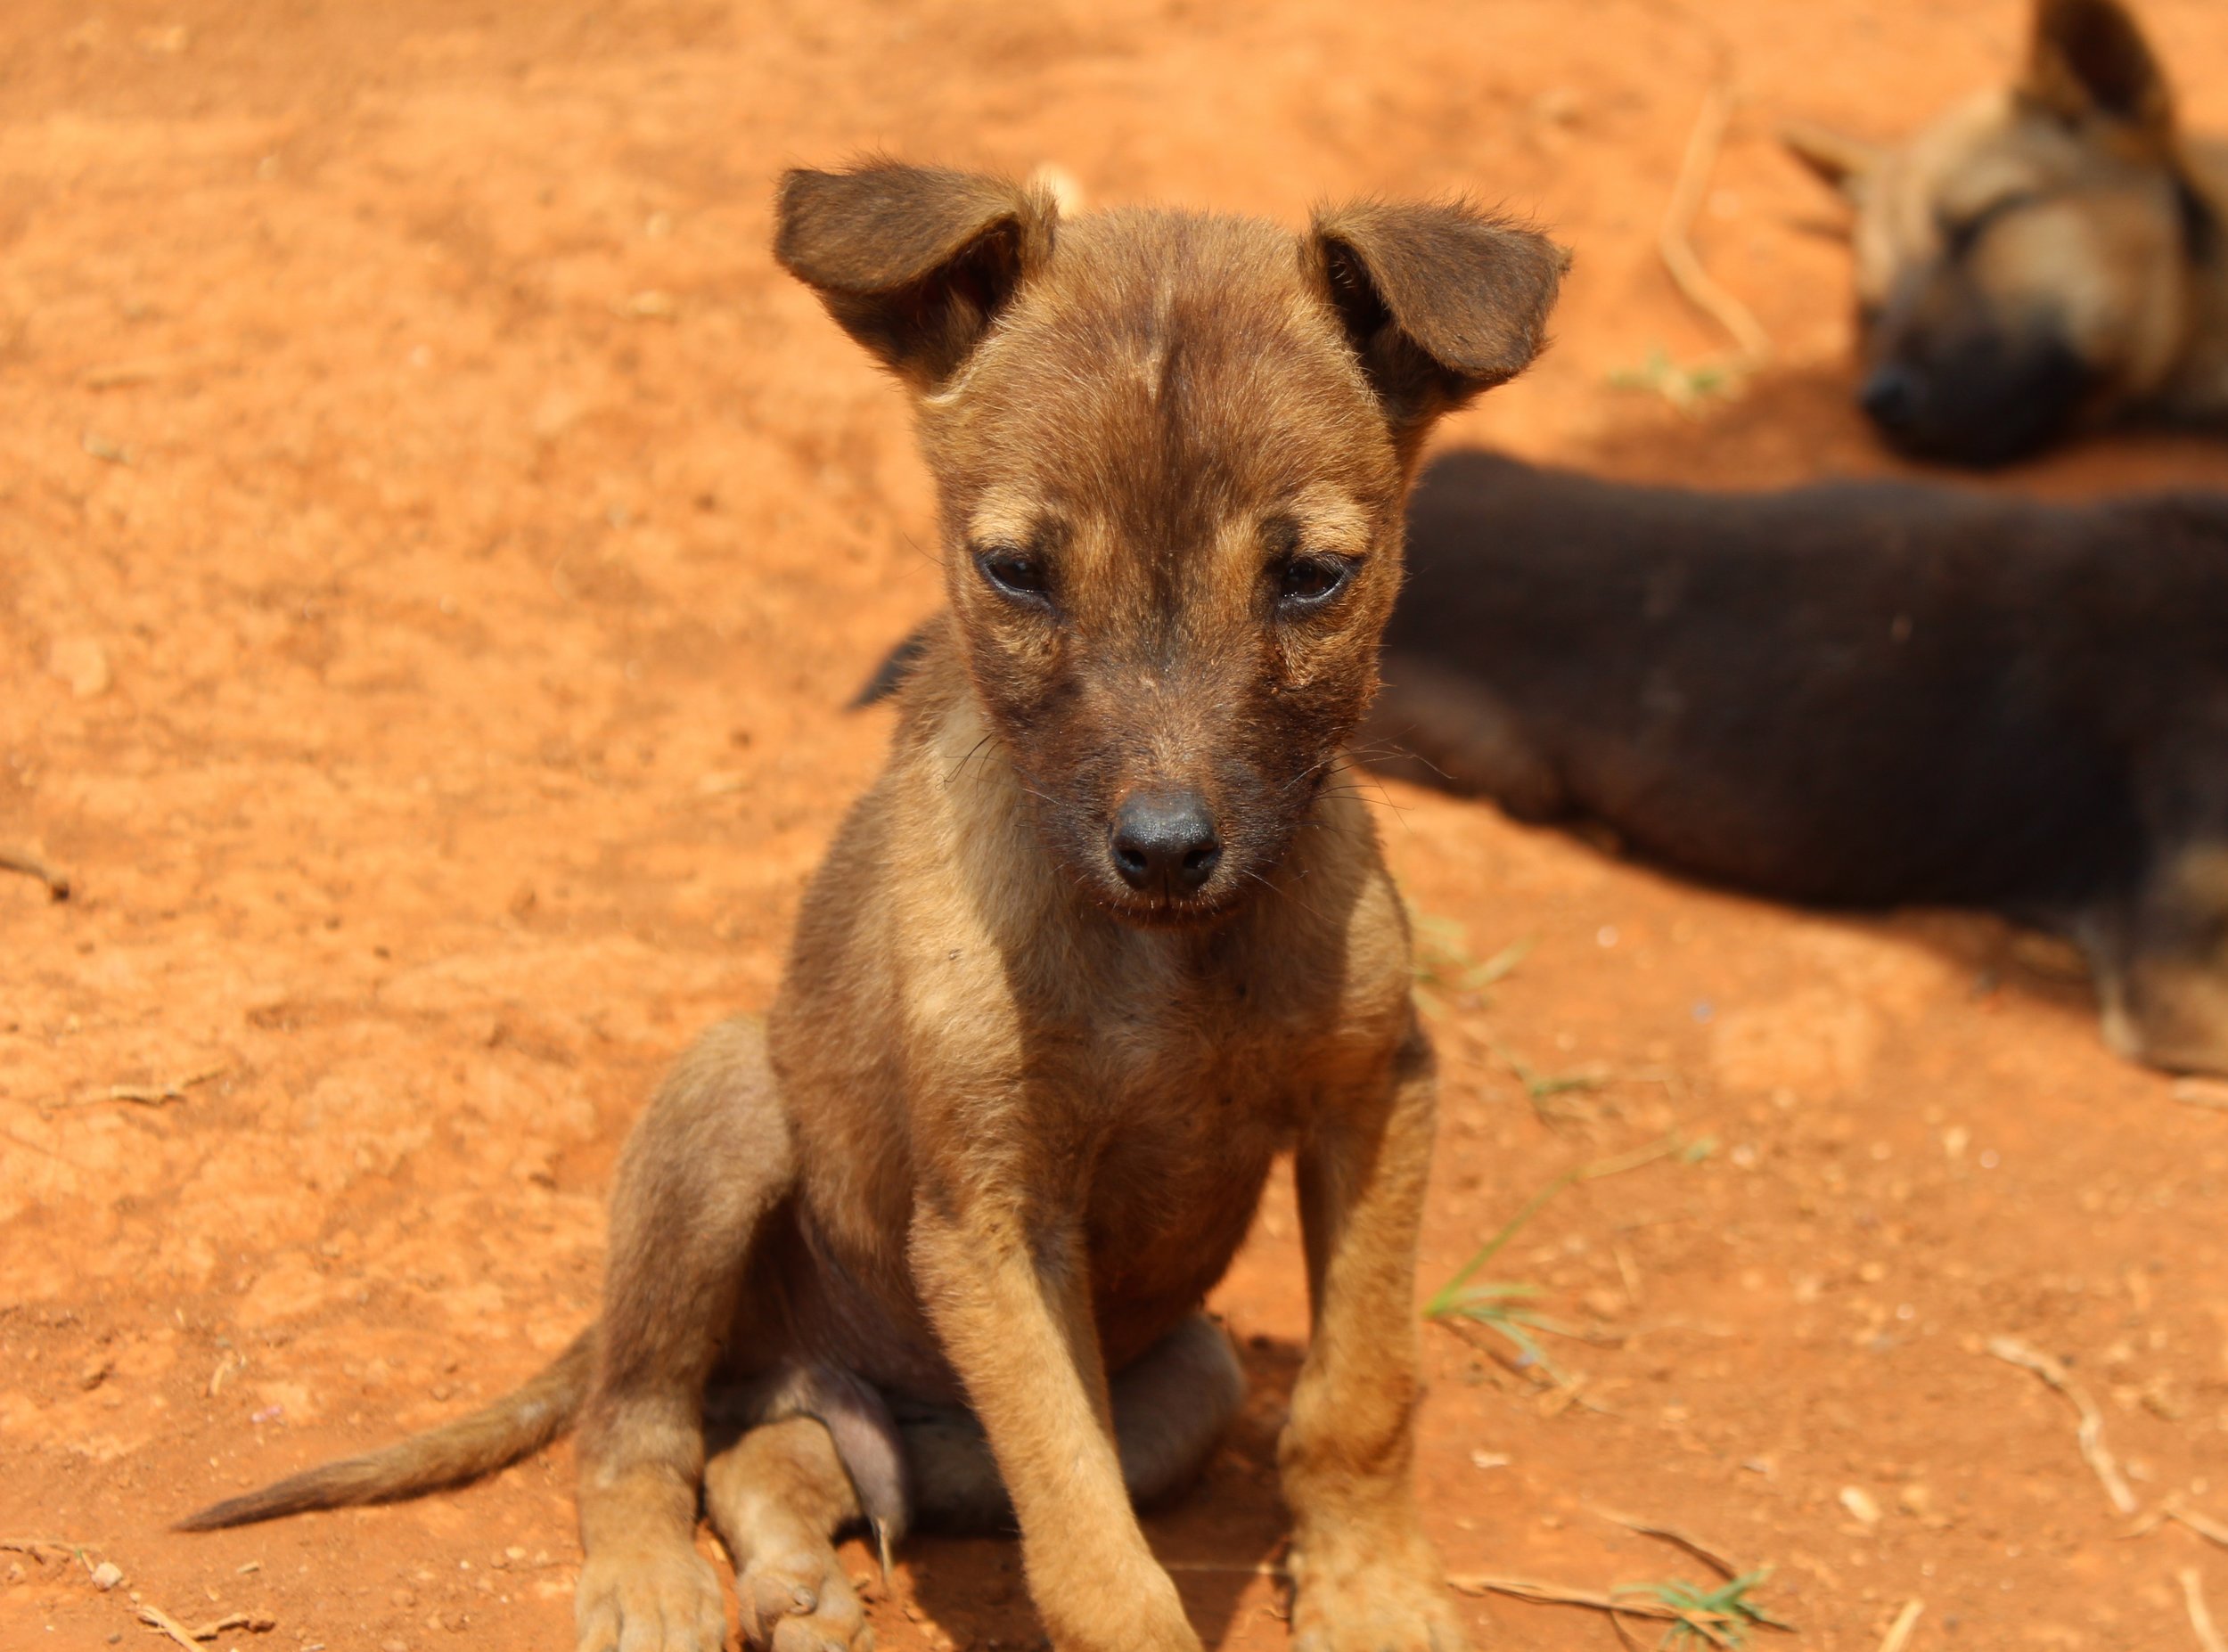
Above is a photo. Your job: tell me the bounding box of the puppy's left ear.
[1781,120,1885,206]
[1310,201,1566,457]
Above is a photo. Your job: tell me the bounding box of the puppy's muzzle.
[1110,790,1223,900]
[1858,363,1924,436]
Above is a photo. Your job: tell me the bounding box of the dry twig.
[0,1537,86,1564]
[1986,1335,2140,1516]
[1877,1598,1925,1652]
[137,1604,204,1651]
[186,1611,276,1640]
[2168,1497,2228,1550]
[2185,1570,2227,1652]
[1597,1509,1741,1579]
[107,1063,228,1106]
[53,1063,228,1110]
[1451,1574,1732,1633]
[0,847,70,901]
[1660,85,1771,368]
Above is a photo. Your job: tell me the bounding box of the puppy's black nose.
[1859,364,1923,431]
[1110,791,1222,897]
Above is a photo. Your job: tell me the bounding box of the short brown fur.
[1787,0,2228,464]
[183,159,1562,1652]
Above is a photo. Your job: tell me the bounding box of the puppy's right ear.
[1309,200,1566,461]
[2020,0,2177,151]
[775,162,1058,389]
[1781,120,1883,204]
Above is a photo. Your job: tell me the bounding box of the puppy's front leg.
[913,1192,1202,1652]
[1282,1023,1466,1652]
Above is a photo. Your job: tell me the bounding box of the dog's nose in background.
[1860,363,1924,433]
[1110,791,1223,897]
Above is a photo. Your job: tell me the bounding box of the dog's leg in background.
[913,1197,1203,1652]
[574,1017,799,1652]
[1282,1024,1465,1652]
[2096,841,2228,1077]
[2091,731,2228,1077]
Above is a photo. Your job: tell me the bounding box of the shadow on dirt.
[1577,359,2227,495]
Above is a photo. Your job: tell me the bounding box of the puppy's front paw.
[1288,1534,1467,1652]
[575,1544,728,1652]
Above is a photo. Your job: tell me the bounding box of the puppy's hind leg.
[707,1417,874,1652]
[1112,1312,1246,1508]
[575,1017,798,1652]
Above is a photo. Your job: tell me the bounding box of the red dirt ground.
[6,3,2228,1649]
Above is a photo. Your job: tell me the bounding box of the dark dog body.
[1368,450,2228,1073]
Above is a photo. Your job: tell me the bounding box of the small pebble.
[89,1561,125,1592]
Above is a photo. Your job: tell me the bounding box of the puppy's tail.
[177,1325,596,1531]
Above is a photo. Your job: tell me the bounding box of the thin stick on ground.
[1596,1509,1741,1580]
[1450,1574,1732,1633]
[138,1604,205,1652]
[2184,1570,2227,1652]
[2135,1497,2228,1548]
[1986,1335,2141,1516]
[0,1537,89,1565]
[1660,84,1771,368]
[50,1063,228,1110]
[187,1611,277,1640]
[106,1063,228,1106]
[1453,1572,1790,1645]
[2167,1496,2228,1549]
[1877,1599,1925,1652]
[0,847,70,901]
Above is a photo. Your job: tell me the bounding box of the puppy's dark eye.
[1277,555,1356,609]
[1939,192,2039,260]
[976,547,1052,605]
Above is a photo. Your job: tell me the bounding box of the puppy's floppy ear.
[1309,200,1565,454]
[2020,0,2177,149]
[1781,120,1884,203]
[775,161,1058,388]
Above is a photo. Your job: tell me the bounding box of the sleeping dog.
[1368,448,2228,1075]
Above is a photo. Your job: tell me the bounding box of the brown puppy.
[182,161,1564,1652]
[1786,0,2228,464]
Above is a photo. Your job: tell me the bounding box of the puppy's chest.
[1070,954,1316,1131]
[1058,963,1312,1293]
